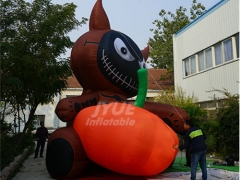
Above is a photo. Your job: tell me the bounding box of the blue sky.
[50,0,220,57]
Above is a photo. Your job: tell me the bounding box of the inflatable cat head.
[71,0,149,98]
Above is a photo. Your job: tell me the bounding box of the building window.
[205,48,213,68]
[182,34,238,78]
[214,42,223,65]
[235,33,239,58]
[33,115,45,128]
[66,95,77,98]
[190,55,196,74]
[223,38,233,61]
[198,51,204,71]
[184,58,190,76]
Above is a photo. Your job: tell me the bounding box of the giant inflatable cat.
[46,0,189,179]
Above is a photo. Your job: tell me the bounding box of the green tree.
[154,86,206,125]
[200,119,219,154]
[154,86,222,153]
[0,0,87,148]
[213,89,239,160]
[148,0,206,76]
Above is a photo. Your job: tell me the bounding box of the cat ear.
[89,0,111,30]
[141,45,150,61]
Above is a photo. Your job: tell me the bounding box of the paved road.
[12,142,239,180]
[12,142,51,180]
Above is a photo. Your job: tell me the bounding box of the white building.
[173,0,239,111]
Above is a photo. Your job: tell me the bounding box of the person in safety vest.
[174,120,207,180]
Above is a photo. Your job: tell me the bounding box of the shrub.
[215,92,239,161]
[200,119,219,154]
[1,132,35,170]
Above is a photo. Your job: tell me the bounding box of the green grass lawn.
[163,156,239,173]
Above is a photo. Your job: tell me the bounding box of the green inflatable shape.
[134,68,148,108]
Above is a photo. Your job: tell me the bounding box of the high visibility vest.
[189,129,203,139]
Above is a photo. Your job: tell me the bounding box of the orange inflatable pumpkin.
[73,102,179,176]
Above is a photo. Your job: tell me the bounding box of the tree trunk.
[16,104,38,149]
[1,101,7,121]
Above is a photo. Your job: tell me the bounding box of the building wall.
[34,95,58,129]
[173,0,239,103]
[4,95,60,132]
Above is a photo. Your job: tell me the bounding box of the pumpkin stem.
[134,68,148,108]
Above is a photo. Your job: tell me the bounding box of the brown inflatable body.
[46,0,189,178]
[46,127,89,179]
